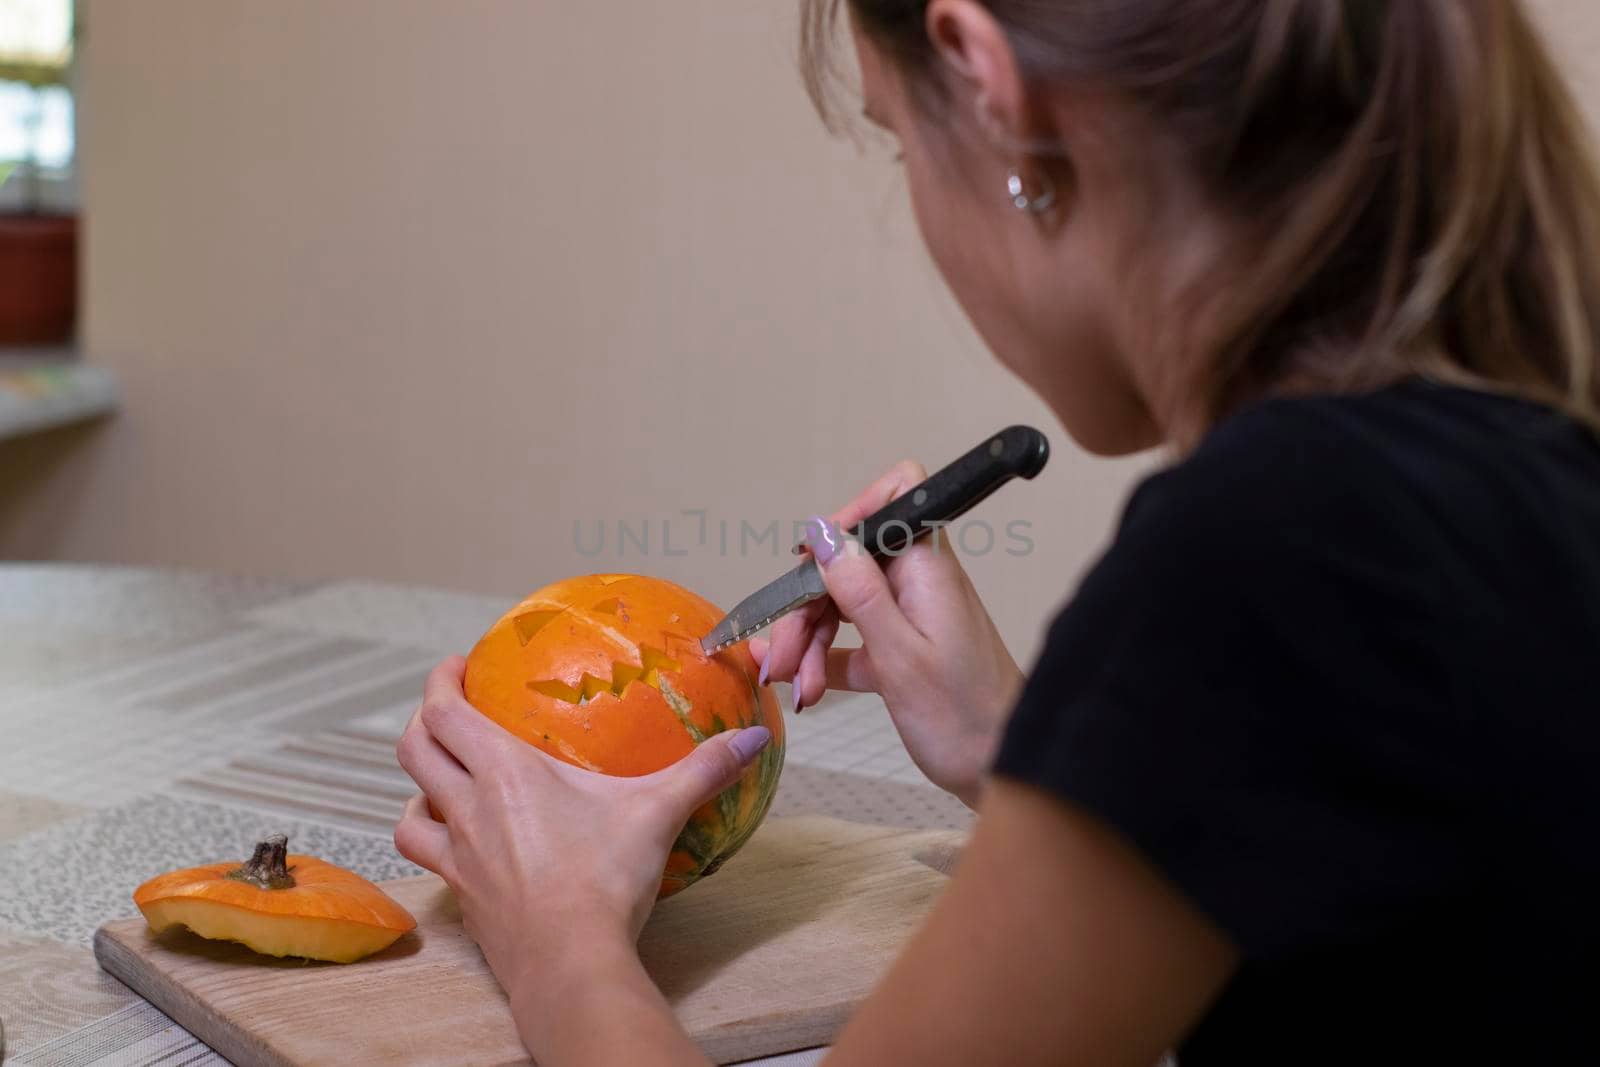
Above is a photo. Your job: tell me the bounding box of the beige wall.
[1534,0,1600,109]
[1,0,1148,661]
[3,0,1597,662]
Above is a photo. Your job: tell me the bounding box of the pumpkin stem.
[226,833,296,890]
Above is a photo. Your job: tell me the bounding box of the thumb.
[653,726,773,817]
[803,516,920,660]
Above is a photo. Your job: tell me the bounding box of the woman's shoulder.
[1117,376,1600,557]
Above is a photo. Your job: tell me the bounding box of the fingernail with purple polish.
[758,657,770,686]
[793,690,805,714]
[729,725,773,763]
[804,515,842,566]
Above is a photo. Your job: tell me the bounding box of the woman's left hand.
[393,656,772,1004]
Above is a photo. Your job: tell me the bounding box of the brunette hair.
[803,0,1600,443]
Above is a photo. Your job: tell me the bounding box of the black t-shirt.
[993,378,1600,1064]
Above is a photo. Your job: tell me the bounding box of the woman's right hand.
[751,461,1024,808]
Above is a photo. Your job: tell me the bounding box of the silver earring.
[1007,169,1056,215]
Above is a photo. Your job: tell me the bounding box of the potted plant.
[0,8,77,346]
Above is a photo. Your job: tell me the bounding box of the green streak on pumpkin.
[758,731,783,795]
[744,669,763,729]
[657,677,708,745]
[716,771,742,830]
[698,666,785,865]
[665,666,787,890]
[674,819,718,868]
[713,735,785,867]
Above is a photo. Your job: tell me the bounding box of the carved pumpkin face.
[463,574,784,896]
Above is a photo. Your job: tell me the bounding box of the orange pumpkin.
[133,835,416,963]
[464,573,785,896]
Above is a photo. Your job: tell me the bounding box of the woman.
[394,1,1600,1062]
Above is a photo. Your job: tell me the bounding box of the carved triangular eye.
[595,575,630,586]
[591,598,622,615]
[513,609,564,646]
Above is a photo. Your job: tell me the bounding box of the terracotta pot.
[0,213,78,346]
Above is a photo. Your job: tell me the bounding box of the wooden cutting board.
[94,816,965,1065]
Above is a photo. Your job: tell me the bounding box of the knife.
[700,425,1051,655]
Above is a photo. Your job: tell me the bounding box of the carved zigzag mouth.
[528,644,684,705]
[514,598,705,706]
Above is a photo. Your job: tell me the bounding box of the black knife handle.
[849,425,1050,558]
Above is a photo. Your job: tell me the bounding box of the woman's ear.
[926,0,1029,148]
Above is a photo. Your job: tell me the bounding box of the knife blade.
[699,558,828,658]
[700,424,1050,655]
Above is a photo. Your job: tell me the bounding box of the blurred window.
[0,0,74,200]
